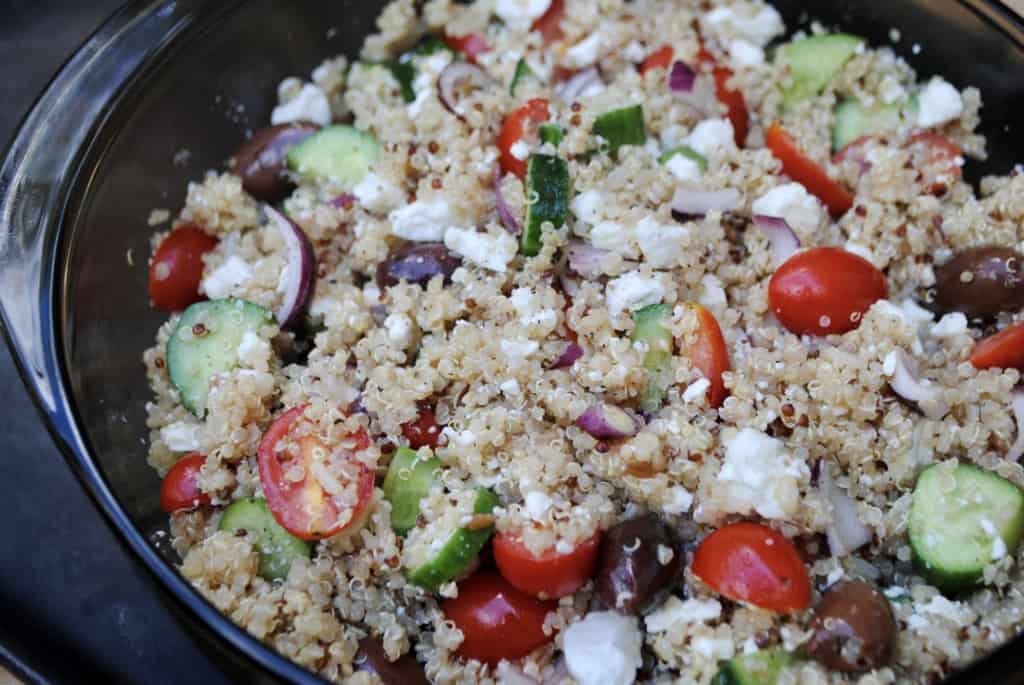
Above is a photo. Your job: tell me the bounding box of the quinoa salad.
[142,1,1024,683]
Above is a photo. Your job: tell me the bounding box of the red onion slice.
[752,214,801,266]
[555,67,604,102]
[670,187,742,219]
[566,241,610,279]
[668,61,696,93]
[1008,389,1024,461]
[576,403,639,439]
[438,61,490,120]
[550,342,584,369]
[883,349,948,420]
[265,206,316,330]
[330,193,354,209]
[818,459,873,556]
[493,166,521,235]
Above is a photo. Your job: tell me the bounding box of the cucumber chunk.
[909,462,1024,591]
[167,298,274,415]
[778,34,864,107]
[832,98,903,152]
[539,123,564,147]
[657,145,709,172]
[593,105,647,156]
[522,153,570,257]
[286,124,380,186]
[632,304,674,413]
[406,488,498,591]
[218,497,312,581]
[383,447,442,535]
[711,649,795,685]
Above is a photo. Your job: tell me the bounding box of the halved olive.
[355,638,428,685]
[932,246,1024,321]
[804,580,896,673]
[376,243,462,289]
[594,513,684,615]
[231,122,319,202]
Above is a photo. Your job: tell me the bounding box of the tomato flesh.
[766,122,854,218]
[444,33,490,64]
[493,531,601,598]
[443,572,556,665]
[498,99,551,179]
[692,522,811,612]
[970,321,1024,371]
[257,405,375,541]
[640,44,674,75]
[907,132,963,194]
[160,452,210,513]
[401,408,443,450]
[769,247,887,336]
[531,0,566,44]
[148,224,218,312]
[687,304,731,408]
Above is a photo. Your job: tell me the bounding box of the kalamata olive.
[594,513,684,615]
[230,122,318,202]
[355,638,429,685]
[376,243,462,289]
[804,580,896,673]
[933,246,1024,321]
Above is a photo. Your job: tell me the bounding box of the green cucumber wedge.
[711,649,795,685]
[778,34,864,107]
[832,98,903,152]
[632,304,674,413]
[406,488,499,591]
[218,497,312,581]
[522,153,570,257]
[658,145,709,172]
[539,123,564,147]
[593,105,646,156]
[909,463,1024,591]
[286,124,380,186]
[167,298,274,415]
[383,447,442,535]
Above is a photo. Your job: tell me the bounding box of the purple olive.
[230,122,318,202]
[805,580,897,673]
[355,638,428,685]
[933,246,1024,321]
[376,243,462,289]
[595,513,684,615]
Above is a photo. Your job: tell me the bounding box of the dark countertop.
[1,2,229,683]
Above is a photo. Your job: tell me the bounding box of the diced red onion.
[493,166,521,235]
[884,349,948,420]
[752,214,801,267]
[567,241,609,279]
[265,206,316,330]
[555,67,604,102]
[438,61,489,120]
[550,342,584,369]
[670,187,742,219]
[1008,389,1024,461]
[668,61,696,93]
[576,403,639,439]
[330,193,355,209]
[818,458,873,556]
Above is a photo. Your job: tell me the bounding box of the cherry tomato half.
[687,303,731,408]
[907,132,963,195]
[160,452,211,513]
[148,224,218,312]
[640,44,674,75]
[257,405,375,541]
[531,0,566,44]
[401,407,443,450]
[970,321,1024,371]
[494,531,601,598]
[769,247,887,337]
[766,122,854,218]
[692,522,811,612]
[444,33,490,64]
[498,98,551,179]
[443,572,556,665]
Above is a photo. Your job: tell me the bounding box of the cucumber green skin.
[539,123,564,147]
[286,125,380,186]
[632,304,674,413]
[384,61,417,103]
[167,298,274,416]
[406,488,499,591]
[711,649,795,685]
[779,34,864,107]
[832,99,904,152]
[657,145,709,171]
[382,447,442,535]
[510,58,535,96]
[218,497,312,581]
[592,105,647,156]
[523,154,570,257]
[909,463,1024,592]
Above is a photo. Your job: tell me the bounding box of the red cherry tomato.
[444,33,490,64]
[148,224,218,312]
[766,122,854,218]
[401,408,442,450]
[970,321,1024,371]
[769,247,887,337]
[687,304,731,408]
[907,132,963,195]
[531,0,566,44]
[160,452,210,513]
[498,99,551,179]
[692,522,811,612]
[697,46,749,148]
[493,531,601,598]
[443,572,556,665]
[257,405,375,541]
[640,44,674,75]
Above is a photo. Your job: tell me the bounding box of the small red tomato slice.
[160,452,210,513]
[692,522,811,612]
[498,98,551,179]
[769,246,887,337]
[148,224,218,312]
[907,132,963,195]
[443,572,556,665]
[531,0,566,44]
[970,321,1024,371]
[640,44,674,75]
[444,33,490,64]
[401,408,443,450]
[697,45,749,148]
[493,531,601,599]
[766,122,854,218]
[257,405,375,541]
[687,304,731,408]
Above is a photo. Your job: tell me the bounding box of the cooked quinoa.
[143,1,1024,683]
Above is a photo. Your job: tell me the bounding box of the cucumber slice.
[909,463,1024,591]
[510,58,537,96]
[832,98,903,152]
[383,447,442,535]
[778,34,864,107]
[286,124,380,186]
[218,497,312,581]
[593,105,647,156]
[632,304,674,412]
[522,153,570,257]
[406,488,498,591]
[657,145,709,172]
[539,123,564,147]
[711,649,795,685]
[167,298,274,415]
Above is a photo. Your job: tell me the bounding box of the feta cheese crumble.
[160,421,202,452]
[571,189,604,226]
[494,0,552,28]
[201,255,253,299]
[702,5,785,47]
[686,118,736,157]
[917,77,964,128]
[635,217,687,268]
[751,183,823,235]
[564,612,643,685]
[353,173,404,214]
[271,83,332,126]
[715,428,809,520]
[444,228,518,272]
[389,200,456,242]
[606,272,668,319]
[728,39,765,68]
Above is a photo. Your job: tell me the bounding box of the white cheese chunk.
[201,255,253,299]
[236,330,271,370]
[917,77,964,128]
[564,612,642,685]
[666,154,703,182]
[751,182,823,235]
[271,83,332,127]
[686,118,736,157]
[571,189,604,226]
[389,200,455,242]
[682,378,711,403]
[606,272,668,319]
[495,0,552,29]
[565,31,604,68]
[523,491,552,520]
[353,173,404,214]
[635,217,687,269]
[590,221,637,257]
[692,637,735,661]
[728,39,765,68]
[444,228,518,272]
[702,6,785,47]
[931,312,968,338]
[645,597,722,633]
[510,140,531,161]
[384,313,413,348]
[501,338,540,360]
[160,421,202,452]
[716,428,808,520]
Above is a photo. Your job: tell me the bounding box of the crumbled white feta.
[495,0,552,28]
[728,39,765,68]
[692,636,735,661]
[931,312,968,338]
[666,154,703,181]
[591,221,638,258]
[444,228,518,272]
[499,379,521,396]
[565,31,604,68]
[510,139,531,161]
[564,612,643,685]
[606,272,668,319]
[236,331,271,369]
[702,6,785,47]
[698,274,728,311]
[635,217,687,269]
[662,486,694,514]
[501,338,540,360]
[917,77,964,128]
[353,173,404,214]
[571,189,604,225]
[201,255,253,299]
[716,428,808,520]
[271,83,332,126]
[622,40,648,63]
[645,597,721,633]
[917,595,971,625]
[683,378,711,403]
[408,52,453,118]
[389,200,455,242]
[384,313,413,347]
[523,490,552,520]
[751,183,823,235]
[160,421,202,452]
[686,118,736,157]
